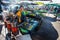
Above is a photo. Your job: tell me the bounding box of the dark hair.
[20,5,23,8]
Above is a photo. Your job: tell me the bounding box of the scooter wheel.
[11,38,16,40]
[6,33,11,40]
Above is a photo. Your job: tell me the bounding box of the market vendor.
[16,5,26,24]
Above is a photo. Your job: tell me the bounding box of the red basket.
[12,27,18,33]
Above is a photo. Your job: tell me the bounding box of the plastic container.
[12,27,19,36]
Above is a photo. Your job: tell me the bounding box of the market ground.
[0,13,60,40]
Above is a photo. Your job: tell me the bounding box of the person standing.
[0,0,3,13]
[16,5,26,23]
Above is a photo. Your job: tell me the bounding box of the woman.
[16,5,26,23]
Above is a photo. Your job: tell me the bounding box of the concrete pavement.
[51,21,60,40]
[0,13,60,40]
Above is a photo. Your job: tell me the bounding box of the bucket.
[12,27,19,36]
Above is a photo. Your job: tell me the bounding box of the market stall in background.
[0,1,60,40]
